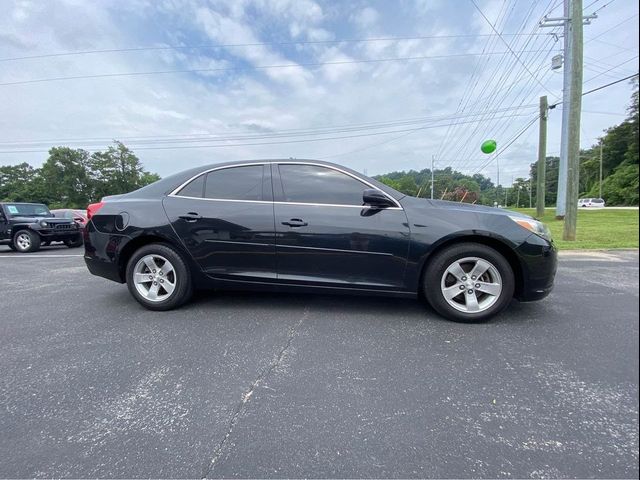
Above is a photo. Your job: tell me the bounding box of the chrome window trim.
[168,161,403,210]
[168,195,402,210]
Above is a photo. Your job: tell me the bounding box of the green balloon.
[481,139,497,154]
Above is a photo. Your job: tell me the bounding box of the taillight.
[87,201,105,220]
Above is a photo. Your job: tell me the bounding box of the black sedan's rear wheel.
[424,243,514,322]
[126,243,193,311]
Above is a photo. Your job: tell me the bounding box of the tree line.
[377,77,639,207]
[0,142,160,209]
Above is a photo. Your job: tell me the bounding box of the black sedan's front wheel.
[424,243,514,322]
[126,243,193,311]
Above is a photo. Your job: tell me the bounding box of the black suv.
[0,202,83,253]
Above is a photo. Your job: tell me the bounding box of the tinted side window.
[177,174,205,198]
[205,165,263,201]
[278,164,367,205]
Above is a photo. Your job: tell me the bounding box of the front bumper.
[514,234,558,302]
[38,228,81,241]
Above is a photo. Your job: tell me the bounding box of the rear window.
[204,165,264,201]
[592,198,604,203]
[176,174,205,198]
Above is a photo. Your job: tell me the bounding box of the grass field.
[511,208,639,250]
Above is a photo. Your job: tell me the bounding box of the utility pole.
[536,95,548,217]
[516,186,521,208]
[430,155,435,199]
[496,158,500,206]
[557,0,572,219]
[563,0,584,241]
[599,140,603,198]
[539,0,595,220]
[529,180,533,208]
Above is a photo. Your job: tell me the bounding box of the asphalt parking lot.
[0,246,638,478]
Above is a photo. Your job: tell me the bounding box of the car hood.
[403,197,532,219]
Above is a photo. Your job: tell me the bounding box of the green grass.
[510,208,639,250]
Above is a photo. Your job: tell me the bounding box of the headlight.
[508,215,552,241]
[40,220,48,227]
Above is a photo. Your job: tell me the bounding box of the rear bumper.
[515,234,558,302]
[83,223,126,283]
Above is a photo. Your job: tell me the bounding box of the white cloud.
[351,7,380,30]
[0,0,637,186]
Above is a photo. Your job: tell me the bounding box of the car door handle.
[282,218,308,227]
[179,212,201,222]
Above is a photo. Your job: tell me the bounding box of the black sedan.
[83,160,557,322]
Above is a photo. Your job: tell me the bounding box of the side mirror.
[363,188,396,208]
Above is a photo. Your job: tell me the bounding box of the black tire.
[13,229,41,253]
[64,235,83,248]
[125,243,193,311]
[8,243,17,251]
[423,243,515,323]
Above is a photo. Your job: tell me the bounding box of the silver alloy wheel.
[133,254,177,302]
[16,233,31,251]
[440,256,503,314]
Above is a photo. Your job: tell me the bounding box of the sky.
[0,0,638,186]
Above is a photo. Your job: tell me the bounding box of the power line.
[548,73,639,108]
[444,2,560,171]
[437,2,544,165]
[0,33,554,63]
[0,48,555,86]
[585,13,639,43]
[433,0,515,161]
[591,0,617,14]
[0,114,540,155]
[470,0,557,96]
[582,56,639,84]
[443,0,560,170]
[0,106,537,148]
[472,114,541,175]
[581,72,639,97]
[583,0,601,11]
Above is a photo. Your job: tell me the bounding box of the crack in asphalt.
[201,307,309,478]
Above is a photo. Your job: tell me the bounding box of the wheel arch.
[12,226,41,241]
[418,233,524,298]
[117,233,196,282]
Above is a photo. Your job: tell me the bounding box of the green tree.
[0,163,38,201]
[38,147,93,208]
[88,141,160,199]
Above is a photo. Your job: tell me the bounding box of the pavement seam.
[201,307,309,478]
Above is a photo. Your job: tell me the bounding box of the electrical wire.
[469,0,557,96]
[0,106,537,148]
[0,33,552,63]
[0,48,557,86]
[0,114,539,155]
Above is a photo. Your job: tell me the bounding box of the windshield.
[4,203,52,217]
